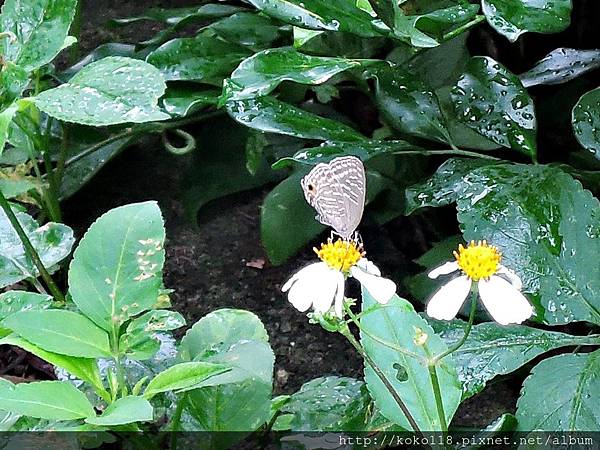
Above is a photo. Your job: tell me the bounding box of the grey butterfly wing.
[301,156,366,239]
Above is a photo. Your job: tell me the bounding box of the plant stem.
[442,15,486,42]
[170,394,187,449]
[339,324,422,434]
[428,364,448,433]
[433,289,478,363]
[0,190,65,303]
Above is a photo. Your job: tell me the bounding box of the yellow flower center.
[314,238,365,273]
[454,240,501,281]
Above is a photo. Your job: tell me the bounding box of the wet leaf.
[0,62,28,107]
[430,318,600,399]
[572,87,600,160]
[161,87,220,117]
[0,207,74,288]
[361,291,462,431]
[519,48,600,88]
[364,65,450,142]
[0,0,78,71]
[59,43,138,81]
[110,4,246,26]
[146,32,250,85]
[68,202,166,331]
[226,96,365,141]
[516,350,600,431]
[482,0,571,43]
[143,362,229,399]
[247,0,383,37]
[121,310,186,360]
[35,57,170,126]
[276,376,372,431]
[222,47,363,102]
[454,164,600,326]
[208,12,284,50]
[0,104,19,155]
[452,56,536,157]
[85,396,153,426]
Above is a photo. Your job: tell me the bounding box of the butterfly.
[301,156,366,240]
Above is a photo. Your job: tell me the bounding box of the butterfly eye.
[307,183,316,193]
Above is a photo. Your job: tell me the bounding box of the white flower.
[426,240,534,325]
[282,239,396,317]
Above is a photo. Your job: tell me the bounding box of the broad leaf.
[519,48,600,88]
[572,87,600,160]
[454,164,600,325]
[146,32,250,85]
[247,0,383,38]
[0,0,78,71]
[364,65,449,143]
[360,290,462,431]
[68,201,166,331]
[482,0,571,43]
[277,376,372,431]
[208,12,283,50]
[0,334,104,393]
[85,396,153,426]
[162,87,220,117]
[226,96,365,141]
[0,104,19,155]
[430,318,600,399]
[35,57,170,126]
[144,362,229,398]
[0,207,74,288]
[452,56,536,157]
[0,291,52,321]
[110,4,246,26]
[0,380,94,421]
[516,350,600,431]
[121,310,186,360]
[222,47,362,102]
[0,63,28,107]
[2,310,111,358]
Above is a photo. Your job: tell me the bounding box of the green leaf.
[110,4,246,26]
[360,291,462,431]
[59,43,137,80]
[35,57,170,126]
[226,96,365,141]
[144,362,229,399]
[0,334,104,393]
[0,380,95,421]
[180,309,269,360]
[516,350,600,431]
[452,56,536,157]
[405,158,495,214]
[482,0,571,43]
[279,376,372,431]
[181,117,282,221]
[364,64,449,143]
[272,139,421,169]
[247,0,383,38]
[454,164,600,325]
[0,207,75,288]
[0,291,52,321]
[261,171,326,265]
[85,396,153,426]
[146,32,250,85]
[209,12,284,50]
[68,201,166,330]
[121,310,186,360]
[2,310,111,358]
[0,103,19,155]
[0,0,78,71]
[572,87,600,160]
[161,87,220,117]
[430,318,600,399]
[519,48,600,88]
[0,62,28,107]
[222,47,362,102]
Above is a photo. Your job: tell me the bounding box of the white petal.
[497,265,523,290]
[356,258,381,276]
[284,262,331,312]
[426,275,471,320]
[350,266,396,304]
[333,274,346,318]
[479,276,534,325]
[428,261,460,279]
[312,270,344,313]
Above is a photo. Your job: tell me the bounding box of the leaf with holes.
[68,201,166,331]
[516,350,600,431]
[360,290,462,431]
[35,57,170,126]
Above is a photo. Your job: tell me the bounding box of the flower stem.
[433,289,478,363]
[428,364,448,433]
[339,323,422,434]
[0,190,65,303]
[442,15,486,42]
